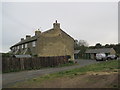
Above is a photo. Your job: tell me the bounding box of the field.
[11,60,119,88]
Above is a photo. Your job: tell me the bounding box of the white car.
[107,55,117,60]
[96,53,107,61]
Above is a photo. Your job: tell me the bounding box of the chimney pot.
[53,20,60,29]
[21,38,24,41]
[35,30,41,36]
[26,35,31,39]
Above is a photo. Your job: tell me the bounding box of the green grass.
[46,60,119,78]
[11,60,119,88]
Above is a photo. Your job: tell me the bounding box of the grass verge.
[41,60,119,78]
[11,60,119,88]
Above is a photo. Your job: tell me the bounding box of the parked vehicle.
[107,55,117,60]
[96,53,107,61]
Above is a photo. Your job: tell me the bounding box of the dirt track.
[41,72,118,88]
[12,71,119,88]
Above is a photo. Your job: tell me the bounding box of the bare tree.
[74,39,89,50]
[78,40,89,47]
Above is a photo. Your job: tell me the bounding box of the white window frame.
[32,41,36,47]
[25,44,27,48]
[12,47,15,52]
[11,47,13,50]
[21,44,24,49]
[17,46,19,49]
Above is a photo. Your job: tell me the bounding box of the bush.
[2,53,11,57]
[68,60,74,64]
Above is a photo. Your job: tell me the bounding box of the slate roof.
[14,55,31,58]
[10,36,37,49]
[10,28,74,49]
[85,48,114,54]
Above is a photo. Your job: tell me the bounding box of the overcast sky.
[2,2,118,52]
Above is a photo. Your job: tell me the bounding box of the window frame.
[21,44,24,49]
[25,43,27,48]
[32,41,36,47]
[17,46,19,49]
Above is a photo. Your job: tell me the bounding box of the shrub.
[69,60,74,64]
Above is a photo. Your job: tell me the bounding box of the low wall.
[2,56,68,73]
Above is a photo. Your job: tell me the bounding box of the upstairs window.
[14,47,16,50]
[21,44,24,49]
[13,47,15,50]
[12,47,15,51]
[32,41,36,47]
[17,46,19,49]
[11,47,14,51]
[25,44,27,48]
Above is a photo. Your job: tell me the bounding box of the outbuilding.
[74,50,80,59]
[85,48,116,59]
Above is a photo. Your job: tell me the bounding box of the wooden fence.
[2,56,69,73]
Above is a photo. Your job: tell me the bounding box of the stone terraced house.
[10,21,75,60]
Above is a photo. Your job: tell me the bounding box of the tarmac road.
[2,59,98,88]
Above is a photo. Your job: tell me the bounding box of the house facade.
[85,48,116,59]
[10,21,75,60]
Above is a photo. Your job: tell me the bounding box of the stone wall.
[37,29,74,60]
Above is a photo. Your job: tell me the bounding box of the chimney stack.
[53,20,60,29]
[35,29,41,36]
[21,38,24,41]
[26,35,31,39]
